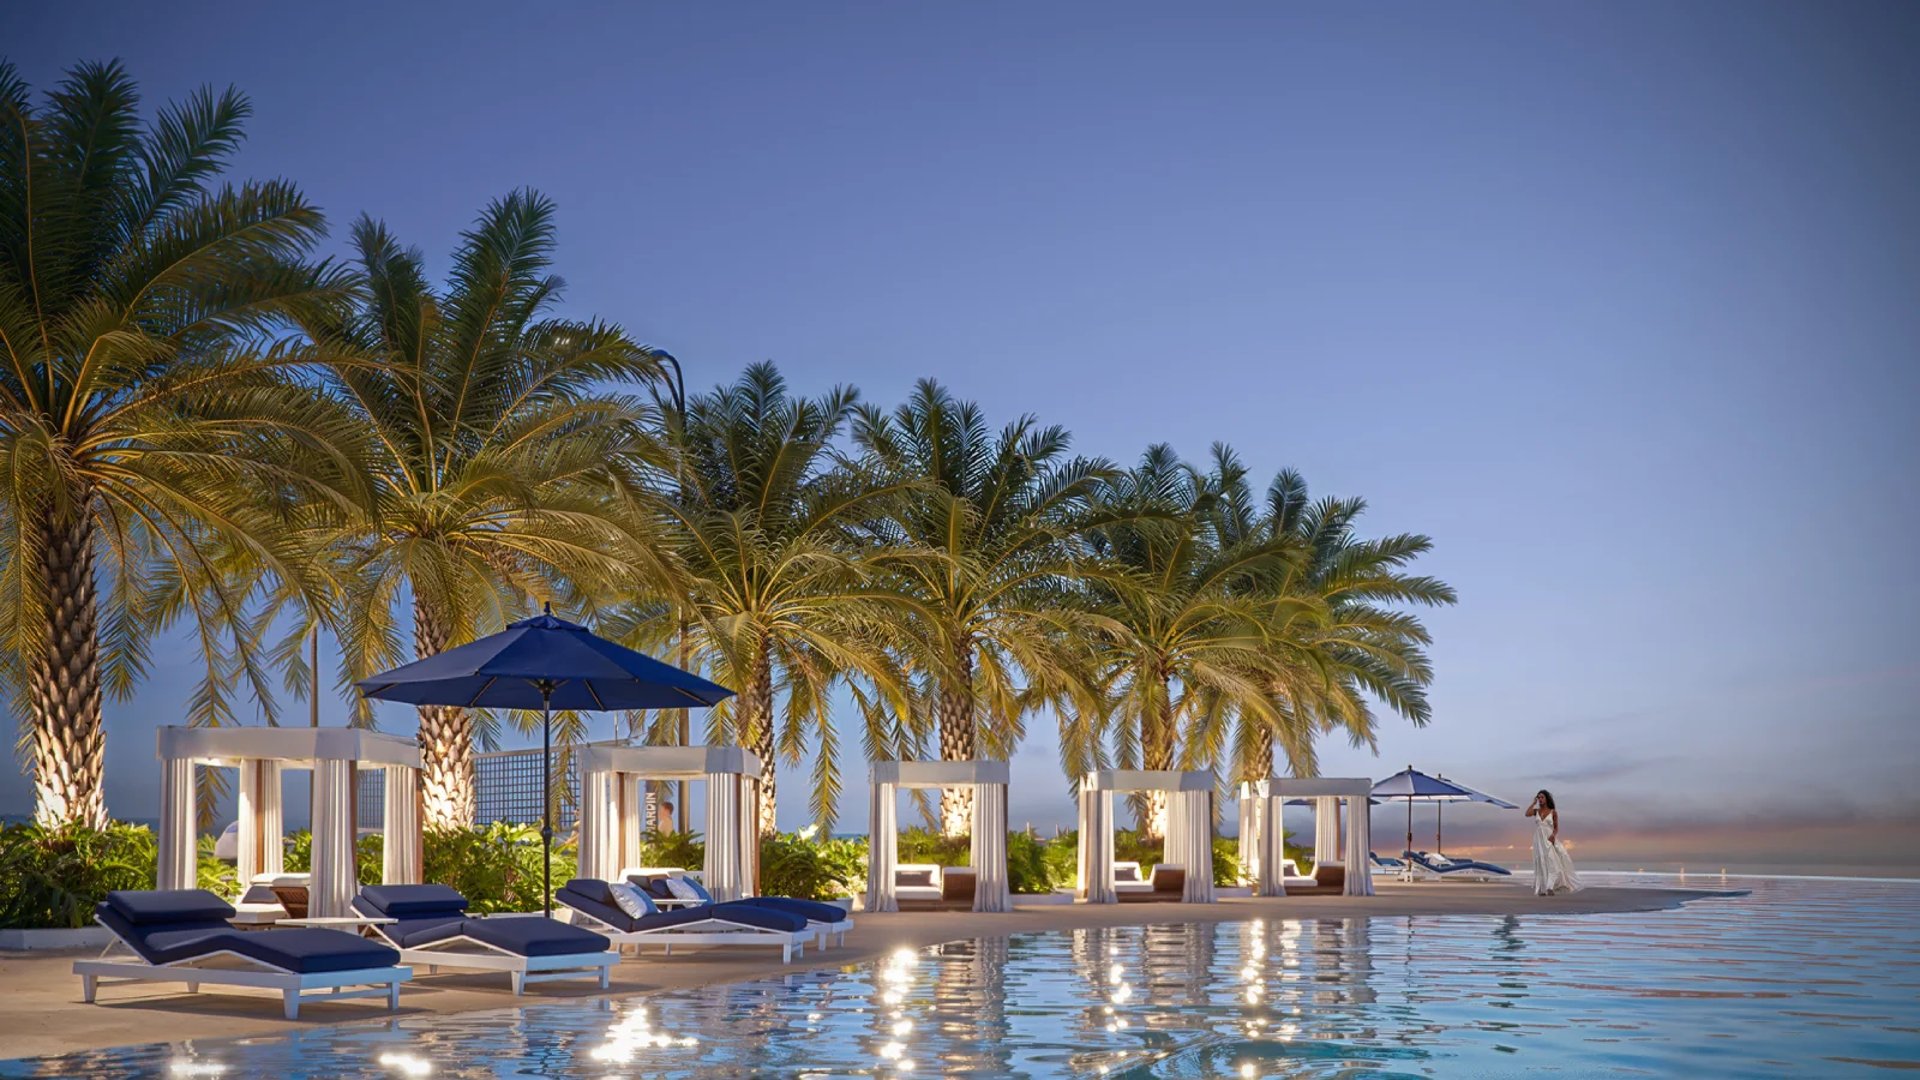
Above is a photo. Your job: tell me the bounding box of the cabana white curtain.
[1314,796,1342,869]
[864,780,899,913]
[1077,789,1116,904]
[620,775,645,871]
[382,764,420,885]
[1237,783,1259,887]
[704,774,746,901]
[1343,798,1374,897]
[970,782,1011,913]
[577,766,617,882]
[256,762,283,877]
[156,757,196,890]
[309,759,356,917]
[1252,785,1285,897]
[235,760,283,885]
[1164,789,1215,903]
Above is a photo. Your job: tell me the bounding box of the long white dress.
[1531,810,1583,895]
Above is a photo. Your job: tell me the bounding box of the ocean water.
[5,874,1916,1077]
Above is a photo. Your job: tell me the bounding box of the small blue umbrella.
[1371,766,1475,857]
[357,604,734,914]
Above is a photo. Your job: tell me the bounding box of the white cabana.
[1246,777,1375,898]
[1076,770,1216,904]
[863,760,1012,914]
[155,726,423,917]
[575,745,762,901]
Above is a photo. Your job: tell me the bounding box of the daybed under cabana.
[1075,769,1216,905]
[864,760,1012,914]
[154,726,423,919]
[1244,777,1375,897]
[575,744,761,901]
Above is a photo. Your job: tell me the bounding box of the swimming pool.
[4,874,1915,1077]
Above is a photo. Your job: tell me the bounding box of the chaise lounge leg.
[81,974,97,1004]
[388,981,402,1011]
[185,981,199,993]
[510,971,525,995]
[598,966,610,990]
[781,944,791,964]
[283,990,300,1020]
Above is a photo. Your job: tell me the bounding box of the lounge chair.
[892,863,946,906]
[74,889,409,1019]
[352,884,617,994]
[229,872,310,926]
[1407,851,1512,881]
[1112,861,1151,895]
[1369,852,1408,876]
[1116,864,1187,903]
[557,878,813,963]
[623,868,855,948]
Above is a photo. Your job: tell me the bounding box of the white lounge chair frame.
[368,917,617,995]
[623,865,853,950]
[75,924,409,1020]
[565,901,813,964]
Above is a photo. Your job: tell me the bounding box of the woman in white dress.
[1526,790,1583,895]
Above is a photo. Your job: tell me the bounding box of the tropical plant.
[758,830,864,901]
[635,827,705,871]
[0,821,156,928]
[611,363,914,833]
[855,382,1111,835]
[282,828,384,886]
[1005,830,1054,894]
[1070,445,1299,837]
[420,821,574,913]
[0,61,368,826]
[310,192,667,828]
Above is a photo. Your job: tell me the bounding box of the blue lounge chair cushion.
[736,896,849,924]
[563,878,616,906]
[96,903,399,973]
[556,884,806,934]
[105,889,235,925]
[359,884,468,917]
[556,887,632,932]
[394,914,608,957]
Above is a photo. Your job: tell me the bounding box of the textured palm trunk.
[937,638,975,838]
[27,511,107,829]
[413,603,474,828]
[1140,664,1173,841]
[739,645,778,836]
[1244,724,1273,784]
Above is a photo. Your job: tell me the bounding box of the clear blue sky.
[6,2,1917,870]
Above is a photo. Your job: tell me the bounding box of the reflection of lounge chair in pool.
[558,878,814,963]
[74,889,409,1019]
[620,867,854,947]
[1405,851,1512,881]
[353,885,617,994]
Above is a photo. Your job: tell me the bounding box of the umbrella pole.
[1437,803,1444,855]
[540,682,554,918]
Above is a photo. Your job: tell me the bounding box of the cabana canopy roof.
[580,744,762,780]
[156,726,420,769]
[1253,776,1372,799]
[1084,769,1212,793]
[870,760,1009,788]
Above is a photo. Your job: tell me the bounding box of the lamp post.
[655,351,691,832]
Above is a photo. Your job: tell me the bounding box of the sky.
[5,2,1918,873]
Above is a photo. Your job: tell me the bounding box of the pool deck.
[0,881,1720,1060]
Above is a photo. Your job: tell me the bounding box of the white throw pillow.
[609,881,656,920]
[663,877,703,902]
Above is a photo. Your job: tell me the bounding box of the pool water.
[4,875,1916,1077]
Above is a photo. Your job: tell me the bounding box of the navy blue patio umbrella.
[1371,766,1475,857]
[356,604,734,914]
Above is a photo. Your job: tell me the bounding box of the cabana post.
[1076,770,1216,904]
[863,761,1012,914]
[576,745,763,899]
[155,727,424,917]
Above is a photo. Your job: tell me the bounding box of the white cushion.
[664,877,703,902]
[609,882,656,920]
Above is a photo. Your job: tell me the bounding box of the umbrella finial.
[544,600,552,616]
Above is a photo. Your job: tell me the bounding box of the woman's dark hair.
[1535,790,1556,812]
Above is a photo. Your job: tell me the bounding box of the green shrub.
[0,822,158,929]
[895,826,968,867]
[1042,828,1080,890]
[758,831,865,901]
[636,829,706,871]
[1006,831,1055,893]
[282,829,384,885]
[422,822,575,913]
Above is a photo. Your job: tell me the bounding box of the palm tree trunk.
[27,511,107,828]
[413,602,474,828]
[740,645,778,835]
[937,638,975,838]
[1245,723,1273,784]
[1141,663,1173,841]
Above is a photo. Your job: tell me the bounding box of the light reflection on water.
[5,875,1917,1078]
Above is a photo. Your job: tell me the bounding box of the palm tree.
[314,192,666,829]
[612,363,914,834]
[0,62,367,827]
[854,381,1111,836]
[1073,445,1296,839]
[1228,467,1455,782]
